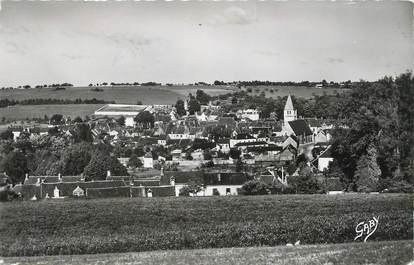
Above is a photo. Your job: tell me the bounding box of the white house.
[318,146,333,172]
[143,153,154,168]
[240,109,260,121]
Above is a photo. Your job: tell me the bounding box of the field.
[243,85,349,99]
[2,240,412,265]
[0,85,233,104]
[0,194,411,257]
[0,104,104,121]
[0,85,350,122]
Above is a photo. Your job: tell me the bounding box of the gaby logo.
[354,216,379,242]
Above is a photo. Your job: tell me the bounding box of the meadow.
[0,85,233,105]
[0,104,104,121]
[0,193,411,257]
[2,240,412,265]
[243,85,349,99]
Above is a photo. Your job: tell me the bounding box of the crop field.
[243,85,350,99]
[2,240,412,265]
[0,193,411,257]
[0,85,234,104]
[0,104,104,121]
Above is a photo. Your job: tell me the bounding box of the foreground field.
[0,194,411,256]
[2,240,412,265]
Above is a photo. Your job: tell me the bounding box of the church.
[281,95,314,145]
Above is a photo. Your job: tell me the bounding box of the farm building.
[94,104,149,127]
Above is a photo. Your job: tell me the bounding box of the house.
[285,120,313,145]
[318,146,333,172]
[72,186,85,197]
[161,171,251,196]
[215,139,230,153]
[143,153,154,168]
[229,133,257,148]
[239,109,260,121]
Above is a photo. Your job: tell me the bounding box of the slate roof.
[61,176,83,183]
[284,95,294,110]
[288,120,313,136]
[319,146,332,158]
[203,172,251,186]
[160,171,204,185]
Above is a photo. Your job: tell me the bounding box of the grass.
[0,104,104,121]
[0,85,232,105]
[243,85,349,99]
[2,240,412,265]
[0,85,232,122]
[0,193,411,257]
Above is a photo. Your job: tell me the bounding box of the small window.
[226,188,231,195]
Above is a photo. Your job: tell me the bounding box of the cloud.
[254,50,280,57]
[61,53,90,60]
[4,41,26,55]
[327,57,344,63]
[208,6,255,26]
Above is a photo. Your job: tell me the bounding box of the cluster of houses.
[4,94,341,199]
[5,168,252,200]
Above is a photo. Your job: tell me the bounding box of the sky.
[0,1,412,87]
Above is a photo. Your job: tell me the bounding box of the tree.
[1,151,28,184]
[61,142,93,175]
[0,129,13,140]
[175,99,187,116]
[289,165,320,194]
[134,111,154,129]
[83,151,128,181]
[235,159,244,172]
[355,145,381,192]
[73,123,93,143]
[196,89,211,105]
[188,96,200,115]
[240,180,269,195]
[50,114,64,125]
[127,154,143,168]
[117,116,125,126]
[229,148,241,160]
[73,116,83,123]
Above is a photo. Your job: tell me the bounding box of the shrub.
[240,180,269,195]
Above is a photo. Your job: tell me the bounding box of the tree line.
[0,98,115,108]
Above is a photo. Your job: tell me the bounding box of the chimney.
[170,176,175,186]
[25,173,29,182]
[58,173,61,181]
[160,167,164,177]
[217,173,221,182]
[107,170,111,178]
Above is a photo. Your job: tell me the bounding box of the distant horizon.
[0,1,412,87]
[2,71,413,89]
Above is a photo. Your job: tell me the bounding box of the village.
[0,90,343,201]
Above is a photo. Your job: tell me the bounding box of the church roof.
[284,95,294,110]
[288,120,313,136]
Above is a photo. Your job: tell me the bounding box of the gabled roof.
[284,94,294,110]
[62,176,83,183]
[288,120,313,136]
[319,146,332,158]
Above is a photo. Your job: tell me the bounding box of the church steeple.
[283,94,297,127]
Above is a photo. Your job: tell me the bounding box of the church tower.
[283,94,297,127]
